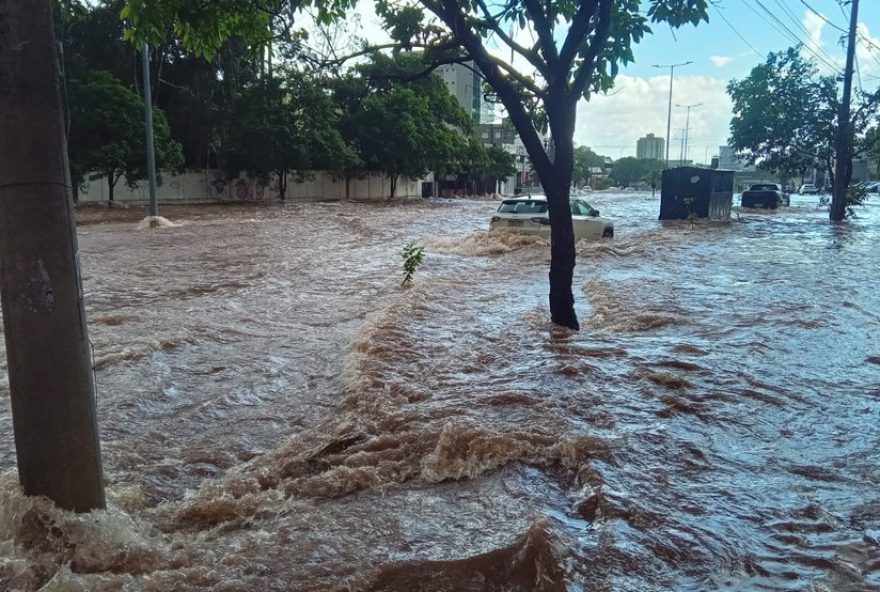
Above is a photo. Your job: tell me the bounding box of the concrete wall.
[76,170,424,205]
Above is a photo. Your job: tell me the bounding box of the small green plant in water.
[683,196,699,227]
[401,243,425,285]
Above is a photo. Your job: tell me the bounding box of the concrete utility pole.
[141,43,159,218]
[0,0,105,511]
[677,129,687,164]
[653,61,692,169]
[831,0,860,222]
[677,103,702,164]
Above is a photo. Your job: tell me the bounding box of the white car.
[489,196,614,240]
[799,183,818,195]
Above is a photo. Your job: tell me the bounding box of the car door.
[571,200,603,240]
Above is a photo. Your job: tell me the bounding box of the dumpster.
[659,167,734,220]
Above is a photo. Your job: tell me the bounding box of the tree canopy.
[120,0,710,328]
[609,157,662,188]
[728,47,880,196]
[572,145,608,186]
[67,70,183,202]
[225,75,354,198]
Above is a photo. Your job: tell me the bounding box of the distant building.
[436,61,494,124]
[636,133,664,161]
[718,146,744,171]
[667,159,694,168]
[476,121,516,147]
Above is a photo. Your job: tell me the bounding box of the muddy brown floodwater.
[1,193,879,591]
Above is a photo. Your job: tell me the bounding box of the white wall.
[76,170,425,205]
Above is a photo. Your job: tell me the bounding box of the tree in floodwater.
[67,70,183,203]
[121,0,709,328]
[728,47,880,213]
[372,0,709,328]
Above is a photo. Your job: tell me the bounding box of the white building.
[636,133,664,161]
[718,146,744,171]
[436,61,494,124]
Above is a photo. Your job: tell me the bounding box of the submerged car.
[741,183,790,208]
[489,196,614,240]
[799,183,818,195]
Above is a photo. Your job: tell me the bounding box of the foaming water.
[0,195,878,590]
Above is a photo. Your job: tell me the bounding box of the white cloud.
[710,55,734,68]
[856,23,880,79]
[574,74,733,161]
[802,10,826,57]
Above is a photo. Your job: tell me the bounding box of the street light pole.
[677,103,702,165]
[653,61,692,169]
[141,43,159,218]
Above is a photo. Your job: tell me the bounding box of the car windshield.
[497,200,549,214]
[571,200,598,216]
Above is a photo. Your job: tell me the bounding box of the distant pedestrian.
[651,181,657,197]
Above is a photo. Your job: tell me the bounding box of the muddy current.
[0,192,879,591]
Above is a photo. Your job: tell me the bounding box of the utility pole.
[677,103,702,165]
[653,61,692,169]
[0,0,105,511]
[141,43,159,218]
[831,0,860,222]
[677,129,687,164]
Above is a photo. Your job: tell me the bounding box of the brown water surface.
[1,194,879,591]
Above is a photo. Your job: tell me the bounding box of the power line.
[743,0,841,72]
[709,2,764,58]
[798,0,880,68]
[797,0,846,33]
[772,0,843,68]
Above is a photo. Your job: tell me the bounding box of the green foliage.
[682,196,698,226]
[862,127,880,173]
[67,70,183,197]
[728,47,880,185]
[475,145,517,183]
[346,53,474,196]
[609,157,663,187]
[572,146,609,186]
[225,75,354,198]
[728,48,832,178]
[401,243,424,285]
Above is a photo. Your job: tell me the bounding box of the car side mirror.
[591,210,599,217]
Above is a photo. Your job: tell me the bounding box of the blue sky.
[628,0,880,80]
[353,0,880,160]
[575,0,880,159]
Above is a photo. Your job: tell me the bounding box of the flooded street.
[1,192,879,591]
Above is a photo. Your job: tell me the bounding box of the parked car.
[489,196,614,240]
[741,183,789,208]
[859,181,879,194]
[799,183,818,195]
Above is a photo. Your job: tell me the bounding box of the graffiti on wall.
[211,176,268,202]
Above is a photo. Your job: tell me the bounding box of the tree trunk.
[278,171,287,200]
[543,100,579,330]
[0,0,105,512]
[345,175,351,199]
[107,171,115,205]
[390,174,398,198]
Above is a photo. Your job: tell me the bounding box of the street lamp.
[652,61,692,169]
[676,103,702,165]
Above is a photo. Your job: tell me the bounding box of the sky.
[349,0,880,161]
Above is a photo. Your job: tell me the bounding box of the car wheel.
[602,227,614,238]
